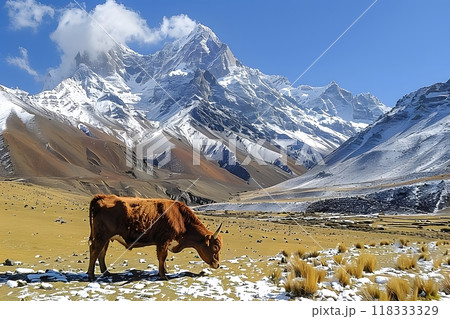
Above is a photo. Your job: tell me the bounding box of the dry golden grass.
[295,247,306,259]
[419,252,431,261]
[289,256,309,278]
[386,277,410,301]
[396,254,417,270]
[420,245,429,253]
[346,262,363,278]
[441,274,450,295]
[333,254,346,265]
[303,250,320,259]
[354,242,364,249]
[361,284,388,301]
[380,240,390,246]
[313,258,327,267]
[317,269,327,283]
[413,276,439,300]
[433,258,442,270]
[284,260,322,297]
[336,267,350,286]
[358,254,377,273]
[369,242,377,247]
[445,257,450,265]
[399,238,409,247]
[269,267,282,285]
[284,275,318,297]
[284,271,295,293]
[337,243,347,253]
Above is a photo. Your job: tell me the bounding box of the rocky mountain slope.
[228,80,450,213]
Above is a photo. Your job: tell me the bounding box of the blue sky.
[1,0,450,106]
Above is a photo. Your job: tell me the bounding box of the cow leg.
[156,243,169,280]
[87,237,108,281]
[98,241,111,277]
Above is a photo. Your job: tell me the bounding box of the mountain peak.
[189,24,220,42]
[327,80,339,88]
[158,23,238,78]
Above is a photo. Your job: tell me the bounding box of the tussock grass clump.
[399,238,409,247]
[281,250,289,257]
[317,269,327,283]
[396,254,417,270]
[369,242,377,247]
[335,267,350,286]
[303,250,320,259]
[269,268,282,285]
[362,284,388,301]
[418,252,431,261]
[433,258,442,270]
[295,247,306,259]
[358,254,377,273]
[386,277,410,301]
[284,274,318,297]
[413,276,439,300]
[313,258,328,267]
[333,254,346,265]
[380,240,390,246]
[337,243,347,253]
[354,242,364,249]
[289,256,309,278]
[420,245,429,253]
[441,274,450,295]
[346,262,363,278]
[284,258,324,297]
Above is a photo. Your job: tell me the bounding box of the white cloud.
[5,0,54,30]
[6,47,39,79]
[160,15,198,39]
[47,0,197,86]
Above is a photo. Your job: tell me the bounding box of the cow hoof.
[159,274,168,281]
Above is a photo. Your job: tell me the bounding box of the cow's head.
[197,223,223,269]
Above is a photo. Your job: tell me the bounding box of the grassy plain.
[0,181,449,300]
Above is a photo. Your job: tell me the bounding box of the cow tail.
[89,194,106,245]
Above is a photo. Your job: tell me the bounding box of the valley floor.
[0,182,449,301]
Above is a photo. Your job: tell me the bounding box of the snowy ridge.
[273,80,450,192]
[280,81,390,124]
[0,86,36,131]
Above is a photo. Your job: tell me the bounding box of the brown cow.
[87,194,222,281]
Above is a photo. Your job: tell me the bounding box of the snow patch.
[169,69,188,77]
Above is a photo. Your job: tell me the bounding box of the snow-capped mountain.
[279,81,390,124]
[199,80,450,213]
[1,23,389,201]
[260,80,450,203]
[40,24,388,171]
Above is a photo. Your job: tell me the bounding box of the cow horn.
[213,223,223,239]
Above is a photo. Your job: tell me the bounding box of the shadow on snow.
[0,268,207,285]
